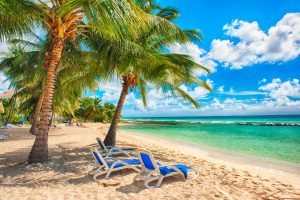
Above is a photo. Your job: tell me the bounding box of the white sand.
[0,123,299,200]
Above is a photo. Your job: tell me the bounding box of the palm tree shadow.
[68,174,92,185]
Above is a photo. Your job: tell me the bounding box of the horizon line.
[123,114,300,118]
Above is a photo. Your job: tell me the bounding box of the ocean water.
[121,115,300,163]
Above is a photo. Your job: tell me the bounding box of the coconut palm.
[74,97,104,122]
[0,43,45,128]
[0,0,155,163]
[0,34,48,133]
[0,36,100,134]
[100,3,212,146]
[103,55,211,146]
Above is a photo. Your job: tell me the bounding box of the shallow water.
[121,115,300,163]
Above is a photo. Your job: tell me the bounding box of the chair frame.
[91,149,140,181]
[96,137,134,158]
[134,149,199,189]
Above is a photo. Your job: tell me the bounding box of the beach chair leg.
[93,171,107,181]
[144,176,164,189]
[105,167,116,178]
[134,170,153,182]
[134,173,147,182]
[190,169,199,180]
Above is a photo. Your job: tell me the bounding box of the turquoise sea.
[121,115,300,163]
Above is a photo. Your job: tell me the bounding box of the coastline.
[119,128,300,186]
[0,123,299,199]
[120,119,300,164]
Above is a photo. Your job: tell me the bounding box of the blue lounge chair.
[91,149,141,180]
[134,149,199,188]
[96,137,136,158]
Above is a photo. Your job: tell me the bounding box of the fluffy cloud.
[126,78,300,116]
[169,43,217,76]
[202,78,300,114]
[209,13,300,69]
[168,13,300,71]
[259,78,300,107]
[97,81,122,102]
[209,97,250,111]
[259,78,300,99]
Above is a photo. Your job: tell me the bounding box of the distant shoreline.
[123,114,300,118]
[121,120,300,126]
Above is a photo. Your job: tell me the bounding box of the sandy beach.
[0,123,299,200]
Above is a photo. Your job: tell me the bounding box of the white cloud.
[201,78,300,114]
[169,43,217,76]
[208,13,300,69]
[217,86,224,93]
[259,78,300,107]
[125,78,300,117]
[97,80,122,102]
[209,97,250,111]
[259,78,267,84]
[219,86,267,96]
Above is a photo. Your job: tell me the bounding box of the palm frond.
[175,87,200,108]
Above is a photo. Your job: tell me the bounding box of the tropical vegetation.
[0,0,212,163]
[74,97,116,122]
[0,95,116,125]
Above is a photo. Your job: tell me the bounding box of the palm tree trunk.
[28,40,64,163]
[29,93,44,135]
[104,81,129,146]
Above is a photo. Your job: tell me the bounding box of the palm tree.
[0,37,99,132]
[0,44,44,128]
[102,3,212,146]
[0,0,151,163]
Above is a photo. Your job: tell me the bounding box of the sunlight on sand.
[0,123,299,200]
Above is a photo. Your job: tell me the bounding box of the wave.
[237,122,300,126]
[124,120,300,127]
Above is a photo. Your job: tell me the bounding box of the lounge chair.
[91,149,141,180]
[96,137,136,157]
[134,149,199,188]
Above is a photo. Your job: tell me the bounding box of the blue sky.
[90,0,300,117]
[1,0,300,117]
